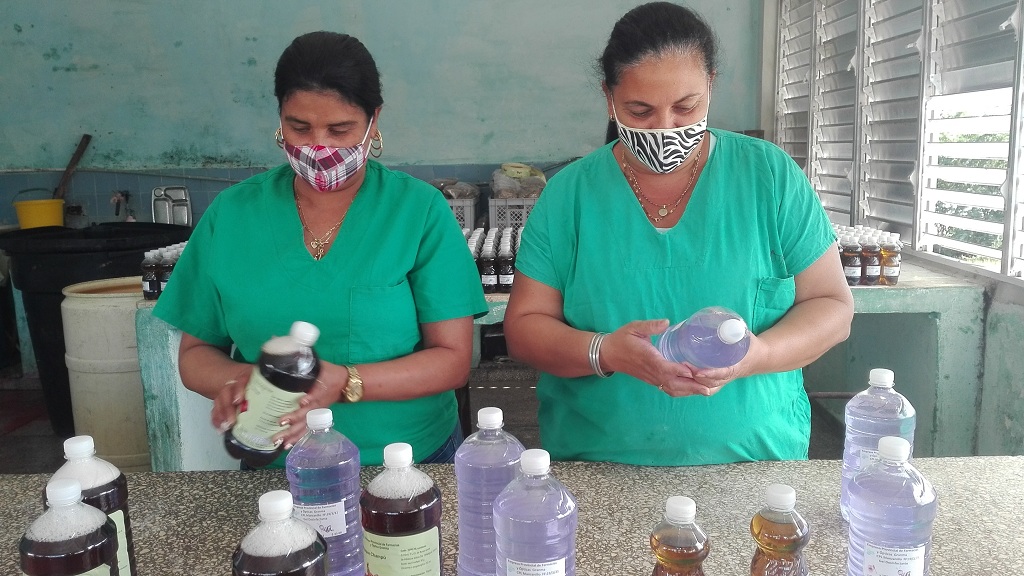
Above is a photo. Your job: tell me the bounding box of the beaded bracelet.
[588,332,612,378]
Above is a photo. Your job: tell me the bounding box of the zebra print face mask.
[612,103,708,174]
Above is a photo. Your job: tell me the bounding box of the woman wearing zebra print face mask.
[504,2,854,466]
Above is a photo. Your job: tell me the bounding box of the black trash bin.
[0,222,192,437]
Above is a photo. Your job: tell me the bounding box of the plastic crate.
[447,198,476,229]
[489,198,537,229]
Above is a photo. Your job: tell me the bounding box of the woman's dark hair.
[600,2,719,142]
[274,31,383,120]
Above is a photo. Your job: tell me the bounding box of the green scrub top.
[154,161,487,465]
[515,129,836,466]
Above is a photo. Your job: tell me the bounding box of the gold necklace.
[294,192,348,260]
[621,144,703,223]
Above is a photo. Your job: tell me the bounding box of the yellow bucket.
[12,189,64,229]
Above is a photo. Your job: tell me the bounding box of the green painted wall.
[978,300,1024,456]
[1,1,763,170]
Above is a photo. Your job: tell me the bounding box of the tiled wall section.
[0,164,504,228]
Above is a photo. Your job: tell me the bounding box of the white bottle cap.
[477,407,503,429]
[63,435,96,459]
[289,321,320,347]
[718,318,747,345]
[258,490,294,522]
[46,478,83,507]
[383,442,413,468]
[877,436,911,462]
[868,368,895,388]
[520,448,551,475]
[765,483,796,511]
[305,408,333,429]
[664,496,696,524]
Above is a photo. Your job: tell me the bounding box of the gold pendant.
[658,206,669,217]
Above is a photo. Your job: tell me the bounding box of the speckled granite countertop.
[2,457,1021,574]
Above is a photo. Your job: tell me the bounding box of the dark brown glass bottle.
[497,247,514,294]
[225,321,321,468]
[479,247,497,294]
[360,443,443,576]
[839,236,862,287]
[859,236,881,286]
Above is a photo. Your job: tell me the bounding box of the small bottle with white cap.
[650,496,709,576]
[232,490,328,576]
[20,478,119,575]
[360,442,443,576]
[657,306,751,368]
[749,484,809,576]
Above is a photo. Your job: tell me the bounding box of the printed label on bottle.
[109,509,132,575]
[844,266,861,277]
[499,274,515,284]
[506,557,566,576]
[482,274,498,286]
[882,265,900,276]
[363,527,440,576]
[864,265,881,276]
[25,566,112,575]
[862,541,926,576]
[231,367,305,451]
[294,500,347,538]
[858,448,879,469]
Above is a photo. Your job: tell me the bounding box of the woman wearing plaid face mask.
[154,31,486,467]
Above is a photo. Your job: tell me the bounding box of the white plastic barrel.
[61,276,151,471]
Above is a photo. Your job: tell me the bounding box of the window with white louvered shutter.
[810,0,861,223]
[918,0,1019,273]
[777,0,814,170]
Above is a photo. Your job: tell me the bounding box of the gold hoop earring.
[274,127,284,148]
[370,130,383,158]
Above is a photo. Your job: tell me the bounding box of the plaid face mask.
[280,122,373,192]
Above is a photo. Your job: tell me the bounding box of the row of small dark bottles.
[141,242,187,300]
[466,226,521,294]
[835,225,901,287]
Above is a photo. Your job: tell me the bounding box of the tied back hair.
[599,2,719,143]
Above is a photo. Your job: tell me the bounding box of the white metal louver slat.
[811,0,860,222]
[777,0,814,169]
[858,0,924,239]
[918,0,1018,271]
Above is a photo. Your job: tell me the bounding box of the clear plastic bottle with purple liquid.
[455,407,525,576]
[493,449,577,576]
[286,408,363,576]
[657,306,750,368]
[840,368,915,521]
[847,436,937,576]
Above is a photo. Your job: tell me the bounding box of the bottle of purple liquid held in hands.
[657,306,751,368]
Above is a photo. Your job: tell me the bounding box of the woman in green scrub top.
[154,32,486,466]
[504,3,855,466]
